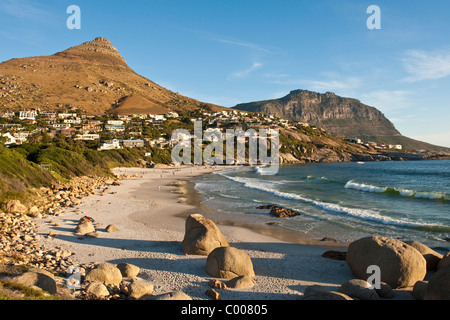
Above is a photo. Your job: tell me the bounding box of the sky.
[0,0,449,147]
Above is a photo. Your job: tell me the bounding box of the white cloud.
[402,50,450,82]
[212,38,276,54]
[228,62,263,79]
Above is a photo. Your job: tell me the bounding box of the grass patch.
[0,280,60,300]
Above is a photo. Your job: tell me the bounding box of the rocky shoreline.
[1,168,449,301]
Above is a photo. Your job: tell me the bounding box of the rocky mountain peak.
[54,37,127,66]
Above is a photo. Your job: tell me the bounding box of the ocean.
[192,160,450,250]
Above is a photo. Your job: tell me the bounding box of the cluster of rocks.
[319,236,450,300]
[2,175,124,220]
[181,213,256,300]
[256,205,301,218]
[0,211,74,274]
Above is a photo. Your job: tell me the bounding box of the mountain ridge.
[0,37,224,115]
[234,89,401,138]
[233,89,449,152]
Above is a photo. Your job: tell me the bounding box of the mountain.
[0,37,224,115]
[233,89,450,152]
[234,89,400,138]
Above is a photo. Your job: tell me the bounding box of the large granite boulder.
[303,285,353,300]
[403,240,442,271]
[7,268,57,294]
[85,263,122,286]
[346,236,427,289]
[6,200,27,214]
[74,220,95,235]
[437,252,450,270]
[424,265,450,300]
[206,246,255,279]
[128,280,154,299]
[338,279,380,300]
[182,214,229,256]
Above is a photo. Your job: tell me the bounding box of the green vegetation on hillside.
[0,137,172,203]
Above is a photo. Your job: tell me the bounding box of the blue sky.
[1,0,449,147]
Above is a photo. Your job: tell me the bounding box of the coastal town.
[0,107,403,152]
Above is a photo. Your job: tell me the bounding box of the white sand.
[38,166,357,300]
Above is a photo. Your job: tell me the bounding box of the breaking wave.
[345,181,449,201]
[217,172,443,229]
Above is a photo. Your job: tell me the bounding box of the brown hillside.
[0,37,224,115]
[110,94,169,115]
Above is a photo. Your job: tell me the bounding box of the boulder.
[403,240,442,271]
[322,251,347,261]
[182,214,229,256]
[8,269,57,294]
[206,289,221,300]
[86,282,109,298]
[74,221,95,235]
[149,291,192,300]
[376,282,395,299]
[206,246,255,279]
[85,263,122,286]
[338,279,380,300]
[128,280,154,299]
[6,200,27,214]
[226,275,256,289]
[346,236,427,289]
[424,265,450,300]
[303,285,353,300]
[257,205,301,218]
[105,224,119,233]
[412,281,428,300]
[437,252,450,270]
[209,279,227,290]
[117,263,140,278]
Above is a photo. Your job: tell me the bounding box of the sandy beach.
[37,165,363,300]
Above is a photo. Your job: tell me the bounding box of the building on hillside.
[2,133,17,146]
[19,110,38,120]
[1,111,16,119]
[13,132,29,144]
[348,138,362,144]
[75,134,100,141]
[123,139,144,148]
[81,124,102,133]
[58,113,77,119]
[105,124,125,132]
[98,139,121,151]
[166,112,179,118]
[107,120,125,126]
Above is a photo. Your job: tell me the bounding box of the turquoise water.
[193,160,450,250]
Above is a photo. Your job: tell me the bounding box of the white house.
[123,139,144,148]
[349,138,362,144]
[148,114,166,121]
[98,139,121,151]
[107,120,125,126]
[105,124,125,132]
[19,110,37,120]
[2,133,17,146]
[166,112,179,118]
[75,134,100,141]
[58,113,77,119]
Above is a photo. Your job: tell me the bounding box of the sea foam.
[217,172,434,228]
[345,181,449,201]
